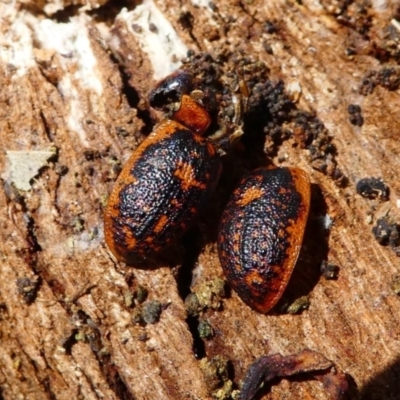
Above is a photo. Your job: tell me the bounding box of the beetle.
[217,166,311,313]
[104,71,222,264]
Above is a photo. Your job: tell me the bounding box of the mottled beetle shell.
[104,119,221,263]
[217,167,311,313]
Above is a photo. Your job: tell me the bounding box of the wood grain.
[1,1,400,399]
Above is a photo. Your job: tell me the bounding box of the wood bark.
[1,0,400,399]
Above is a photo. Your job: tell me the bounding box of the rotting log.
[1,1,400,399]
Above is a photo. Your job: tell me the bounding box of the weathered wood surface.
[1,0,400,399]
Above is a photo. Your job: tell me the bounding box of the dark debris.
[239,349,348,400]
[372,217,400,255]
[359,67,400,95]
[320,261,340,280]
[180,52,342,183]
[347,104,364,127]
[141,300,162,324]
[356,177,390,201]
[16,276,41,304]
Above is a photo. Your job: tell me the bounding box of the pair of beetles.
[104,69,311,314]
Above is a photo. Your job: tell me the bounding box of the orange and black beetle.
[105,67,311,314]
[217,167,311,313]
[104,71,221,263]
